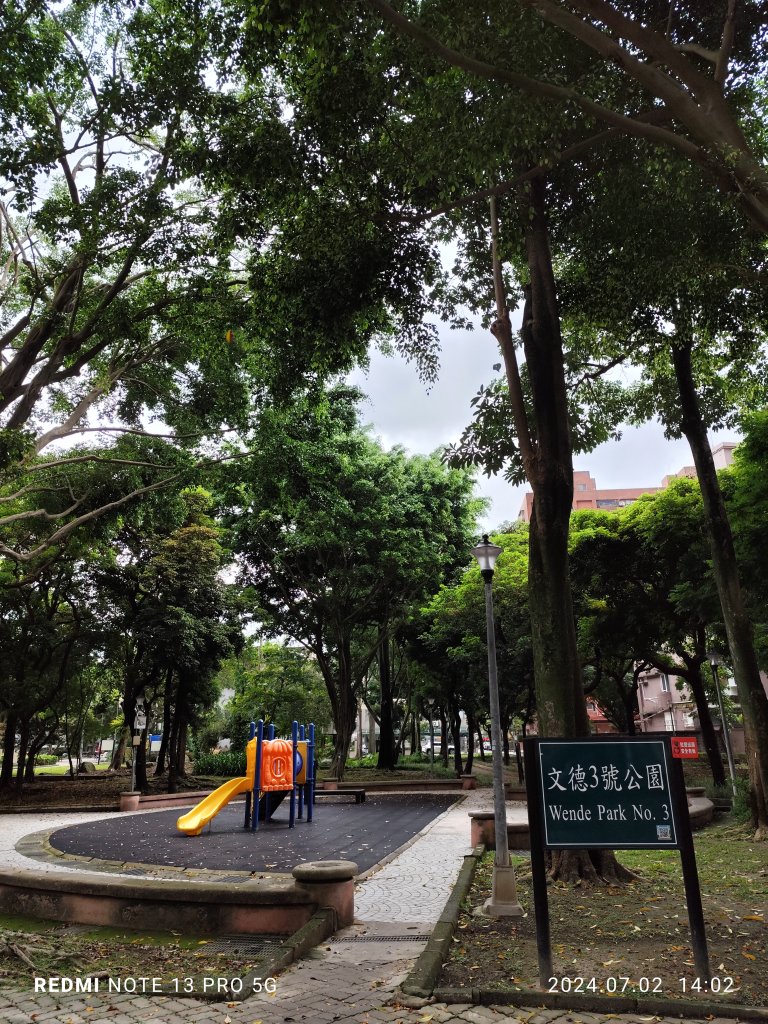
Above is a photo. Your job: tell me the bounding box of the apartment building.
[517,441,737,523]
[636,667,698,733]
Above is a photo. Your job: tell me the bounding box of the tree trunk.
[176,719,188,777]
[0,712,18,790]
[154,672,173,776]
[681,660,725,789]
[15,718,30,796]
[110,726,128,771]
[329,638,357,780]
[511,177,626,881]
[439,713,449,768]
[521,179,588,740]
[476,721,486,761]
[167,709,180,794]
[377,633,397,770]
[168,711,188,792]
[623,690,637,736]
[465,707,476,774]
[450,706,463,776]
[671,339,768,836]
[501,710,510,765]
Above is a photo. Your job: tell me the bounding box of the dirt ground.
[442,819,768,1008]
[0,769,210,810]
[0,914,279,994]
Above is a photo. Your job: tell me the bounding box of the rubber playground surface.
[48,793,458,874]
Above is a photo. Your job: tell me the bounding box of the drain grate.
[330,934,429,943]
[200,935,284,956]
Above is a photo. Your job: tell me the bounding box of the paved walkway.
[0,794,731,1024]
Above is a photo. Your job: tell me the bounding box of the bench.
[313,788,366,804]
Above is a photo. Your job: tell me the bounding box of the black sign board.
[537,738,678,849]
[524,735,710,988]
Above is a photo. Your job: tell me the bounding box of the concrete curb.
[0,805,119,814]
[399,844,484,997]
[432,986,768,1021]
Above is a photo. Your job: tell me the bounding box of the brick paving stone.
[457,1008,505,1024]
[486,1011,533,1023]
[420,1008,456,1023]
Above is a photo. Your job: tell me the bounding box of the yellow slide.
[177,738,256,836]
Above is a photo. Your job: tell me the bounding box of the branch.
[570,351,630,389]
[365,0,704,161]
[489,194,536,473]
[0,472,185,563]
[543,0,713,96]
[674,43,719,64]
[27,454,180,473]
[714,0,737,87]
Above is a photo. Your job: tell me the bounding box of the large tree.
[550,139,768,835]
[0,0,307,564]
[224,386,480,776]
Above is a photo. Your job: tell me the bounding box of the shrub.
[34,753,58,766]
[192,751,247,777]
[732,776,754,823]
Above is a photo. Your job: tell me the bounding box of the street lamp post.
[707,652,738,799]
[471,535,523,918]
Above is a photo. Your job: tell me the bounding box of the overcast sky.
[348,317,729,533]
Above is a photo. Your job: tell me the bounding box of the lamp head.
[470,534,503,579]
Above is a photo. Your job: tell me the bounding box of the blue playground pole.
[251,719,264,831]
[244,720,256,828]
[264,722,275,821]
[298,724,306,820]
[289,720,298,829]
[307,722,315,823]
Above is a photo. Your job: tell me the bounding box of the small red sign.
[671,737,699,759]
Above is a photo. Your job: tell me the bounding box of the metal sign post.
[131,699,146,793]
[524,735,710,987]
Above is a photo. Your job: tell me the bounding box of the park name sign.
[524,735,710,988]
[536,738,677,849]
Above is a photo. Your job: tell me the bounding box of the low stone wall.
[469,813,530,850]
[317,776,476,792]
[119,790,220,811]
[0,859,358,936]
[469,792,714,849]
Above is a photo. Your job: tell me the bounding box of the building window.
[576,483,587,491]
[664,711,674,731]
[660,673,670,693]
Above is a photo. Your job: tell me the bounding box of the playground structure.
[177,720,315,836]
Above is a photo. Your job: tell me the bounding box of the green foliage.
[223,385,482,770]
[221,641,331,752]
[191,750,247,778]
[33,754,58,766]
